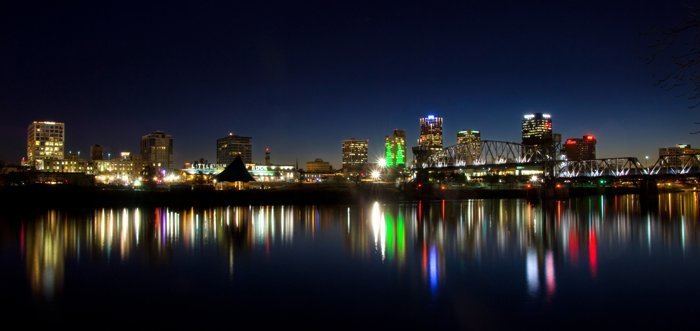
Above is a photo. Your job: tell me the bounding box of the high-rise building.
[418,115,443,148]
[385,129,407,168]
[342,138,368,173]
[659,144,700,167]
[27,121,65,170]
[521,113,553,146]
[563,135,597,161]
[457,129,481,145]
[412,115,443,166]
[216,133,252,165]
[90,144,104,161]
[140,131,173,171]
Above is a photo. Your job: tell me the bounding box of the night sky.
[1,1,696,167]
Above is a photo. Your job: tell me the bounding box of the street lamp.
[370,169,381,181]
[377,157,387,168]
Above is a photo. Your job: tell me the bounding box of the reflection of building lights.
[527,249,539,296]
[545,251,556,297]
[429,245,439,294]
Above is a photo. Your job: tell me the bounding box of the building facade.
[412,115,443,166]
[216,134,252,165]
[385,129,407,168]
[521,113,553,146]
[342,139,368,173]
[90,144,104,160]
[457,129,481,145]
[94,152,139,182]
[659,144,700,167]
[140,131,173,171]
[418,115,443,148]
[563,135,597,161]
[27,121,65,170]
[306,158,333,173]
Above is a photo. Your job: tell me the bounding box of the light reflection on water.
[14,193,700,307]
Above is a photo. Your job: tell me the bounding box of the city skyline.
[1,1,697,168]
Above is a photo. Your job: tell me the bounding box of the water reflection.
[16,192,700,302]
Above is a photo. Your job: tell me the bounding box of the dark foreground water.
[1,193,700,329]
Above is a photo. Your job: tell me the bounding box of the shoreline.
[0,183,691,209]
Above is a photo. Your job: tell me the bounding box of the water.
[1,193,700,329]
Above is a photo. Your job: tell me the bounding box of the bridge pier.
[540,179,569,200]
[638,177,659,197]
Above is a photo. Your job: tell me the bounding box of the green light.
[385,135,406,168]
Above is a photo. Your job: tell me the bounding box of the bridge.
[417,140,700,180]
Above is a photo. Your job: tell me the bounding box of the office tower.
[521,113,553,145]
[418,115,443,148]
[385,129,407,168]
[457,129,481,145]
[563,135,597,161]
[659,144,700,167]
[217,133,252,164]
[140,131,173,171]
[27,121,65,170]
[412,115,443,166]
[342,138,368,173]
[90,144,104,161]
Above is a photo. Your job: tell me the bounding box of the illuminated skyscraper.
[140,131,173,171]
[27,121,65,170]
[385,129,407,168]
[412,115,443,166]
[563,135,597,160]
[457,129,481,145]
[418,115,443,148]
[521,113,553,145]
[216,133,252,165]
[342,138,368,173]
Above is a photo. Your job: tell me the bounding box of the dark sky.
[1,0,696,167]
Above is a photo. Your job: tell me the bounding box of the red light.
[585,135,595,141]
[565,139,577,145]
[440,185,446,190]
[556,183,562,189]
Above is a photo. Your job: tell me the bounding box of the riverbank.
[0,183,693,208]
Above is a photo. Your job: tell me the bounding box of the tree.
[648,5,700,108]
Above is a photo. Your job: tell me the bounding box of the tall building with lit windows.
[385,129,406,168]
[216,133,252,165]
[564,135,597,160]
[412,115,443,166]
[457,129,481,145]
[418,115,443,148]
[521,113,553,145]
[342,138,368,173]
[27,121,65,170]
[140,131,173,171]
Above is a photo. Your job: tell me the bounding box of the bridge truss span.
[423,140,550,168]
[553,157,647,178]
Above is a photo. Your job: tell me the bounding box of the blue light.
[427,115,435,120]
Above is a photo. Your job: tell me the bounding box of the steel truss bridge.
[420,140,700,179]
